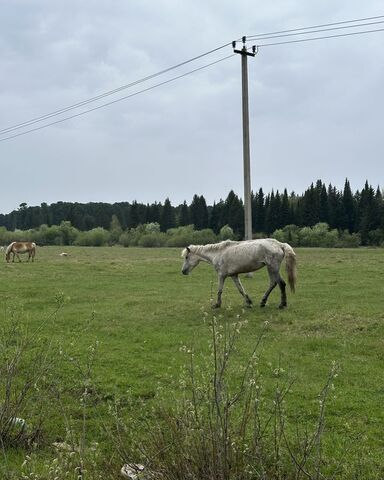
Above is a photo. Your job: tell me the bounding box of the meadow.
[0,246,383,478]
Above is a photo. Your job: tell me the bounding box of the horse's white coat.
[181,239,296,308]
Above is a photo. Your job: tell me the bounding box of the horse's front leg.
[212,274,226,309]
[231,275,253,307]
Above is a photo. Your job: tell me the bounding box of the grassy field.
[0,246,383,478]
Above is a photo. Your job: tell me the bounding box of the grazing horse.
[5,242,36,263]
[181,238,297,309]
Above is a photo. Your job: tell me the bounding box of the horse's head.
[181,246,201,275]
[5,243,13,263]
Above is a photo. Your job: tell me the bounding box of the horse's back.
[218,239,282,275]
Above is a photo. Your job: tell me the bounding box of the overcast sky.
[1,0,383,214]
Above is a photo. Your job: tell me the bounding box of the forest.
[0,179,383,246]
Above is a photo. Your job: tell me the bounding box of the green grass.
[1,246,384,477]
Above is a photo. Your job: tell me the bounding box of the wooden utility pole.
[233,37,256,241]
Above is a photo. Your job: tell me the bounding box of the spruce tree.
[280,189,290,227]
[178,201,190,226]
[223,190,244,237]
[342,179,357,232]
[209,200,225,234]
[160,198,176,232]
[253,188,265,232]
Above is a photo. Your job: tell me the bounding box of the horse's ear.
[186,246,190,253]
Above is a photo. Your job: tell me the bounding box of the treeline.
[0,179,383,246]
[0,222,363,248]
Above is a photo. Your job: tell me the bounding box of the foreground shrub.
[0,302,59,451]
[106,315,369,480]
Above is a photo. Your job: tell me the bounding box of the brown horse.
[5,242,36,263]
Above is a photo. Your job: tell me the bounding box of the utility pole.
[232,37,257,241]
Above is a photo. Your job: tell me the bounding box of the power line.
[246,19,384,42]
[4,15,382,137]
[247,14,384,39]
[0,41,234,136]
[2,15,384,142]
[0,54,234,143]
[255,26,384,48]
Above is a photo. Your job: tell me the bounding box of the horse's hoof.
[212,303,221,309]
[278,304,287,310]
[260,303,266,308]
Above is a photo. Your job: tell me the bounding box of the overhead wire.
[0,41,235,136]
[1,15,384,142]
[254,26,384,48]
[0,54,235,143]
[246,19,384,42]
[246,14,384,39]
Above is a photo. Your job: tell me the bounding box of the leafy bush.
[58,221,79,245]
[273,223,362,248]
[138,232,167,247]
[107,314,360,480]
[219,224,236,240]
[191,228,217,245]
[0,302,59,450]
[75,228,110,246]
[368,228,384,246]
[166,225,195,247]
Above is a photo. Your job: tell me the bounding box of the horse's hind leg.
[260,281,277,307]
[278,276,287,309]
[231,275,253,307]
[260,265,279,307]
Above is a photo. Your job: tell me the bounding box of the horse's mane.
[188,240,240,255]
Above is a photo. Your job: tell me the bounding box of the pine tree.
[319,184,329,224]
[190,195,209,230]
[253,188,265,232]
[327,184,342,229]
[341,179,357,232]
[178,201,190,226]
[223,191,244,237]
[265,190,282,233]
[280,189,290,227]
[209,200,225,234]
[358,181,379,244]
[302,183,320,226]
[160,198,176,232]
[127,200,140,228]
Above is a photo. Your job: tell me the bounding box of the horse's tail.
[282,243,297,293]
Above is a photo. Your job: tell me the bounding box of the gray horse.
[181,238,296,309]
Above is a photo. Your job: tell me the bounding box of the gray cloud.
[1,0,383,213]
